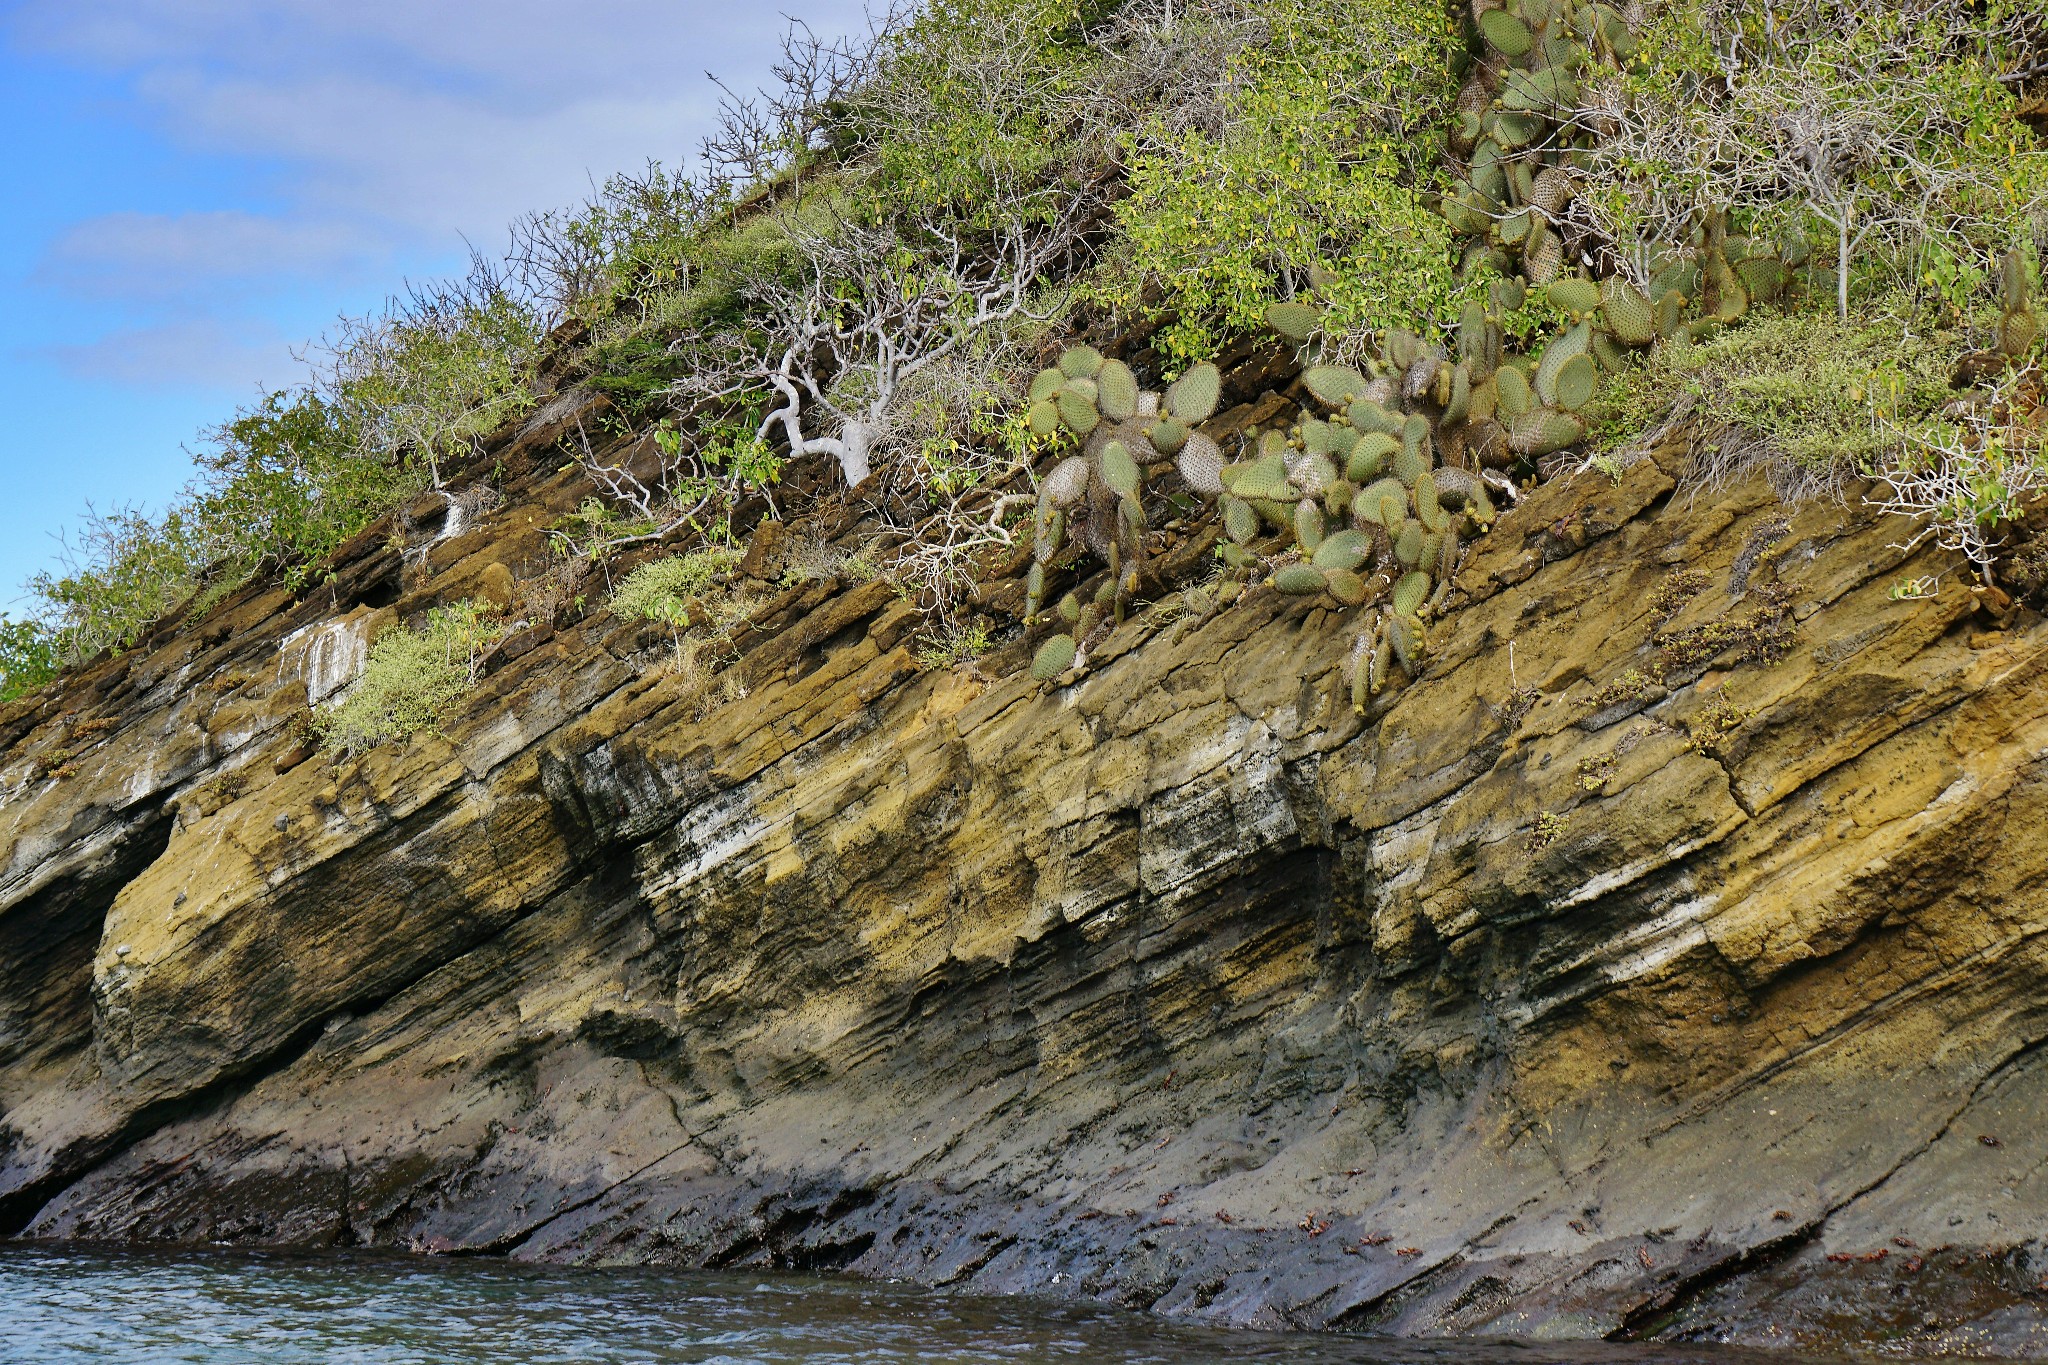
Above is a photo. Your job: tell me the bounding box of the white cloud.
[13,0,875,239]
[48,317,299,391]
[37,210,376,299]
[12,0,872,388]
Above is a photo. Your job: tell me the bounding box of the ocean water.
[0,1245,1856,1364]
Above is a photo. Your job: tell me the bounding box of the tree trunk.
[1837,214,1851,322]
[838,421,874,488]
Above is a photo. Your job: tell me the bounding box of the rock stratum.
[4,365,2047,1357]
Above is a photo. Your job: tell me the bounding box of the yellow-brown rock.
[2,399,2045,1355]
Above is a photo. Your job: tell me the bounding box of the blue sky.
[0,0,866,609]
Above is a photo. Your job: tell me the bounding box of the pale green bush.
[316,600,506,751]
[1599,299,1965,496]
[609,546,742,623]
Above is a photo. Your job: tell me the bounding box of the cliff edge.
[4,377,2046,1355]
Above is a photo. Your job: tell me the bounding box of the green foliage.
[680,415,787,498]
[1600,300,1965,476]
[191,390,428,591]
[21,261,536,668]
[550,497,662,561]
[315,601,507,751]
[914,618,995,671]
[1101,0,1465,367]
[610,546,745,624]
[1579,0,2048,321]
[19,0,2045,717]
[0,614,58,703]
[324,266,543,484]
[580,206,806,411]
[28,505,208,665]
[850,0,1091,228]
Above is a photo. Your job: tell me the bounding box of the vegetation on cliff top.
[3,0,2045,715]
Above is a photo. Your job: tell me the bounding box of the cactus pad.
[1147,417,1190,456]
[1303,365,1368,407]
[1058,345,1103,380]
[1265,301,1322,343]
[1095,360,1139,422]
[1166,362,1223,422]
[1042,455,1091,508]
[1325,568,1369,607]
[1100,440,1140,497]
[1313,529,1372,573]
[1273,563,1328,595]
[1223,496,1260,545]
[1392,570,1431,618]
[1508,406,1585,456]
[1600,276,1656,345]
[1554,353,1598,411]
[1548,278,1600,315]
[1057,389,1099,435]
[1479,7,1533,55]
[1030,633,1077,681]
[1294,498,1325,552]
[1176,432,1226,494]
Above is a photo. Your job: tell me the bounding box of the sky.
[0,0,868,609]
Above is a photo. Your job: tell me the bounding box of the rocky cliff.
[4,365,2046,1356]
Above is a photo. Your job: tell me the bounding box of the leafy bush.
[28,505,208,665]
[315,600,506,752]
[575,199,806,412]
[1101,0,1464,366]
[848,0,1091,226]
[608,545,767,685]
[190,390,427,590]
[609,546,744,624]
[0,615,58,703]
[21,259,538,670]
[1575,0,2048,320]
[913,618,993,671]
[1599,300,1971,493]
[1870,370,2048,573]
[24,393,422,666]
[320,258,543,486]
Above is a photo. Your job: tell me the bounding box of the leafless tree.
[1074,0,1263,144]
[1869,370,2047,577]
[698,9,907,197]
[506,162,716,325]
[670,210,1079,490]
[1569,0,2046,314]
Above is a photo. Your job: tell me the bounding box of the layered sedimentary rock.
[3,379,2045,1355]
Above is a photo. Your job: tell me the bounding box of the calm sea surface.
[0,1245,1864,1364]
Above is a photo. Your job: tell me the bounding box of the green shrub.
[190,389,427,590]
[913,618,993,671]
[0,615,58,703]
[29,505,208,665]
[1100,0,1464,367]
[609,546,743,623]
[579,207,807,412]
[1578,0,2048,322]
[1598,300,1967,488]
[24,388,428,668]
[322,263,543,486]
[315,600,506,751]
[848,0,1089,227]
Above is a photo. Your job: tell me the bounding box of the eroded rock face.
[2,402,2045,1355]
